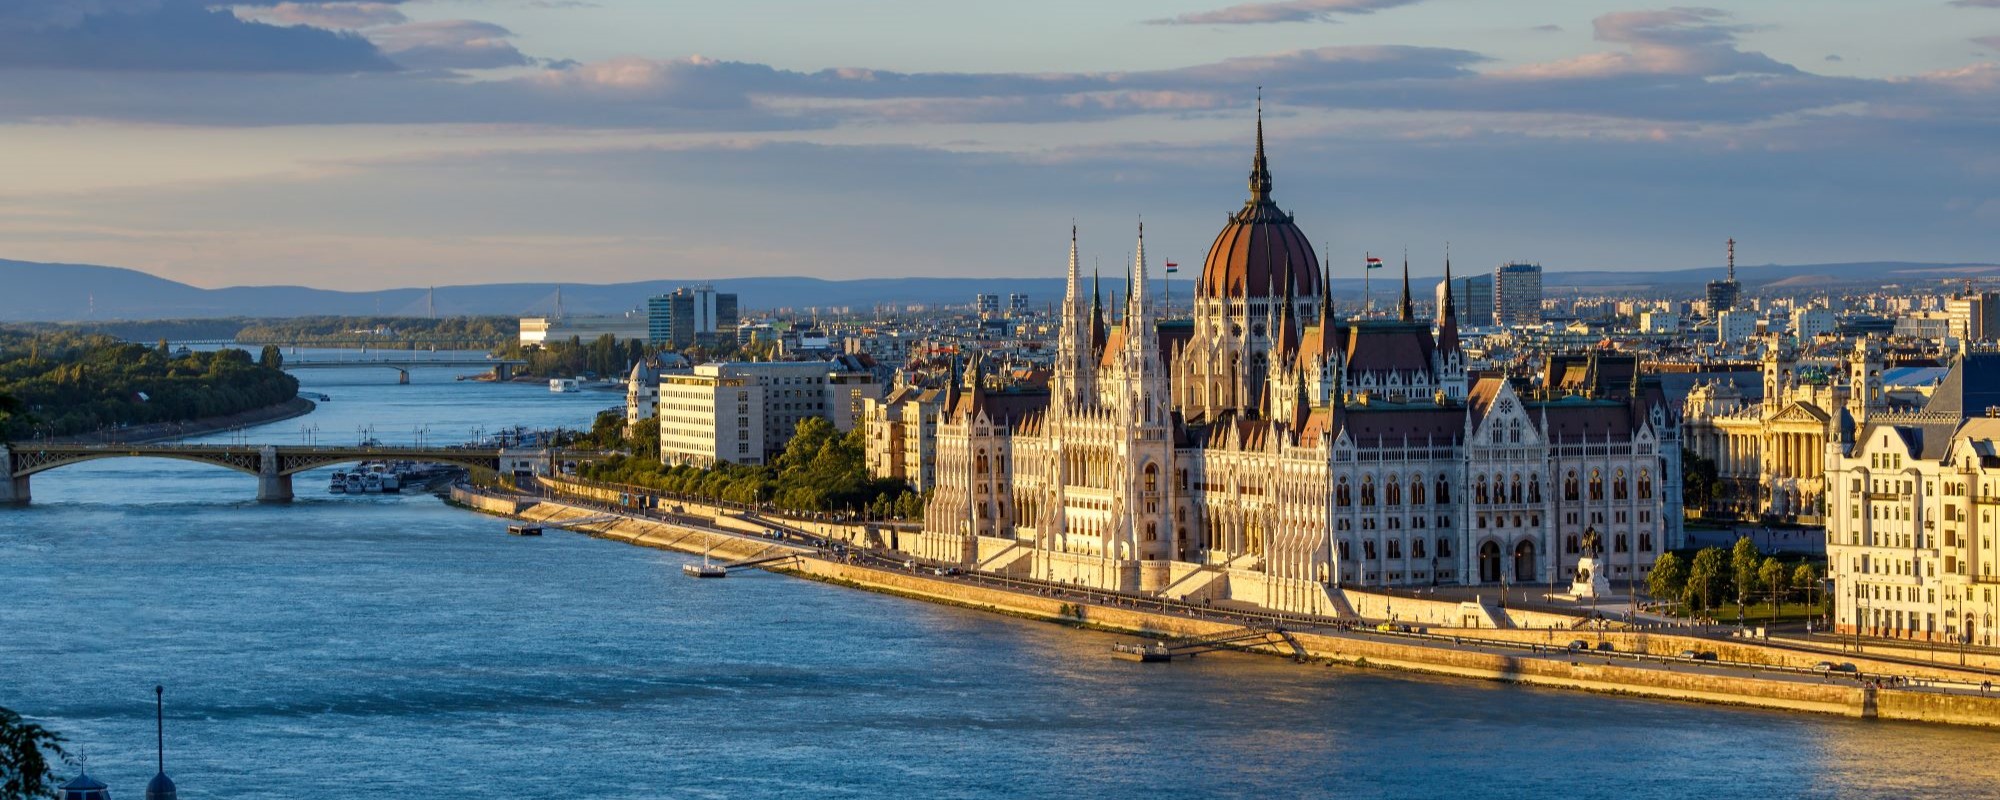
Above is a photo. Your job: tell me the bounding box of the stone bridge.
[0,443,507,504]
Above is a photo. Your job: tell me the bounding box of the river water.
[5,359,1999,799]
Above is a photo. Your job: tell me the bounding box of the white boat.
[328,471,348,494]
[379,471,401,494]
[362,473,384,493]
[344,474,364,493]
[549,378,581,393]
[682,558,727,578]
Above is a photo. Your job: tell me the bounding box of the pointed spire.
[1131,219,1149,318]
[1438,245,1461,354]
[1319,252,1334,329]
[1275,252,1299,357]
[1065,223,1080,304]
[1398,252,1414,322]
[1248,87,1272,204]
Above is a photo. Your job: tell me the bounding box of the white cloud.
[1149,0,1427,25]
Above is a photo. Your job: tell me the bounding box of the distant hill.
[4,257,1997,322]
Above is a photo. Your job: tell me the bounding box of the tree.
[258,344,284,369]
[1647,551,1688,611]
[1732,537,1762,618]
[1760,556,1788,623]
[1688,547,1728,614]
[1,706,67,800]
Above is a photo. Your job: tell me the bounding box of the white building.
[1825,352,2000,646]
[1717,309,1759,344]
[659,357,882,467]
[625,361,659,433]
[1791,306,1837,341]
[519,314,648,346]
[1639,311,1680,335]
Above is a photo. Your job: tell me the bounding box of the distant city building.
[646,286,739,349]
[1638,311,1680,335]
[1008,293,1031,318]
[1945,291,2000,342]
[975,293,1001,318]
[1716,309,1759,343]
[625,360,659,433]
[518,313,648,346]
[1791,306,1837,340]
[1435,273,1495,327]
[1493,262,1543,326]
[658,357,880,467]
[863,381,947,492]
[1706,238,1742,316]
[1683,339,1880,521]
[1893,313,1951,340]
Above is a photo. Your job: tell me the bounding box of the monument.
[1570,528,1613,598]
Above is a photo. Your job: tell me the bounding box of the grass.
[1656,599,1828,625]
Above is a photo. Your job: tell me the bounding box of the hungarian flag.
[1366,255,1383,270]
[1164,260,1179,274]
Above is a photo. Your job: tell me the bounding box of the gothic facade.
[914,117,1684,613]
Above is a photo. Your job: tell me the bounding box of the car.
[1594,642,1616,652]
[1691,651,1719,661]
[1568,640,1589,651]
[1833,662,1859,673]
[1812,661,1837,673]
[1376,622,1401,632]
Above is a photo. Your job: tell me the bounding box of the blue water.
[5,361,2000,799]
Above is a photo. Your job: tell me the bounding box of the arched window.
[1565,471,1579,501]
[977,449,988,475]
[1361,476,1377,507]
[1435,474,1451,505]
[1411,479,1426,506]
[1528,475,1542,503]
[1387,478,1402,506]
[1614,469,1629,500]
[1638,470,1654,500]
[1510,474,1523,504]
[1437,537,1453,558]
[1144,463,1159,494]
[1413,538,1428,559]
[1590,469,1604,501]
[1336,476,1352,507]
[1476,475,1490,505]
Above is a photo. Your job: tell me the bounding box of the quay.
[454,481,2000,729]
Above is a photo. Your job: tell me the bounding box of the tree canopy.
[0,329,298,442]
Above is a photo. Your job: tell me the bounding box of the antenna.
[1727,237,1736,283]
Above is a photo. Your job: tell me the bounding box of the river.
[4,358,1999,799]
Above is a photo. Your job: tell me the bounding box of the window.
[1590,469,1604,501]
[1436,474,1451,504]
[1565,471,1580,501]
[1638,470,1653,500]
[1437,538,1452,558]
[1614,469,1629,500]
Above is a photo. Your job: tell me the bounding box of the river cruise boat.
[328,471,348,494]
[682,560,726,578]
[344,474,365,493]
[361,472,384,493]
[549,378,581,393]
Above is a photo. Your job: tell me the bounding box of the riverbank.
[457,487,2000,729]
[44,396,315,445]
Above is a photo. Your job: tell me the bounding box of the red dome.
[1198,113,1320,300]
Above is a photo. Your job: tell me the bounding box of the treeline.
[0,330,298,441]
[1647,538,1822,617]
[493,334,648,379]
[580,417,925,519]
[236,316,515,348]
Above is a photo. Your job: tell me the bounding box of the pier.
[0,442,506,504]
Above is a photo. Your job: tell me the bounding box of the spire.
[1065,224,1080,305]
[1091,267,1108,354]
[1398,253,1414,322]
[1727,237,1736,283]
[1439,251,1461,353]
[1131,220,1149,318]
[1275,252,1299,357]
[1248,87,1272,204]
[1319,253,1334,329]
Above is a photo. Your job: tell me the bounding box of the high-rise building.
[1435,273,1495,327]
[975,293,1001,317]
[1493,262,1543,327]
[1706,238,1741,316]
[1008,293,1031,318]
[646,285,739,349]
[658,356,880,467]
[1945,290,2000,342]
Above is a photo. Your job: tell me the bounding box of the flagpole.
[1364,251,1372,317]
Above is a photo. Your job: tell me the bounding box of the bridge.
[280,355,527,383]
[0,442,511,504]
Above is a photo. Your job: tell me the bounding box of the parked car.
[1594,642,1616,652]
[1568,640,1589,651]
[1812,661,1837,673]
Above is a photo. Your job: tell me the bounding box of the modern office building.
[658,357,881,467]
[646,286,739,349]
[1706,238,1742,316]
[976,293,1001,318]
[1945,291,2000,342]
[1493,262,1543,327]
[518,313,649,346]
[1435,273,1496,327]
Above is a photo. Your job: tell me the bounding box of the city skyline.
[0,0,1996,290]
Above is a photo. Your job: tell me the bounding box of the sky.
[0,0,1996,290]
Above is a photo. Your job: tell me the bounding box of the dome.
[59,772,110,800]
[145,771,178,800]
[1198,106,1321,301]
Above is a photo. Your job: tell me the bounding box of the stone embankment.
[450,485,2000,729]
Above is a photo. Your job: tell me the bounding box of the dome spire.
[1248,87,1272,204]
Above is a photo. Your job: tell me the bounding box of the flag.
[1164,260,1179,274]
[1366,255,1384,270]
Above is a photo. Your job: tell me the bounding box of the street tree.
[0,706,66,800]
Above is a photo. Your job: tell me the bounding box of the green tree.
[1760,556,1788,623]
[627,416,660,462]
[1732,537,1762,617]
[1688,546,1728,613]
[258,344,284,369]
[1,706,67,800]
[1647,551,1688,611]
[1793,563,1821,612]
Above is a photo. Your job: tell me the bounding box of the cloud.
[1503,7,1793,79]
[1531,24,1563,32]
[371,20,531,70]
[1976,35,2000,50]
[1149,0,1426,25]
[0,0,397,73]
[234,2,408,30]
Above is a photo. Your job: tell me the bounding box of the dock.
[1112,626,1304,663]
[507,524,542,536]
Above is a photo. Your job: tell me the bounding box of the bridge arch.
[3,443,504,505]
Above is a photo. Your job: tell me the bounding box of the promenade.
[454,482,2000,729]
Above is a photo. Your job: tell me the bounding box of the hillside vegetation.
[0,330,297,442]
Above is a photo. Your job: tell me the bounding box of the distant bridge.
[280,355,527,383]
[0,443,512,504]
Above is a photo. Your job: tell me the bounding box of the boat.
[344,474,364,493]
[362,472,383,494]
[682,559,727,578]
[328,471,347,494]
[379,470,401,494]
[507,524,543,536]
[549,378,581,393]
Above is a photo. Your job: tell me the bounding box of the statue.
[1570,527,1612,598]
